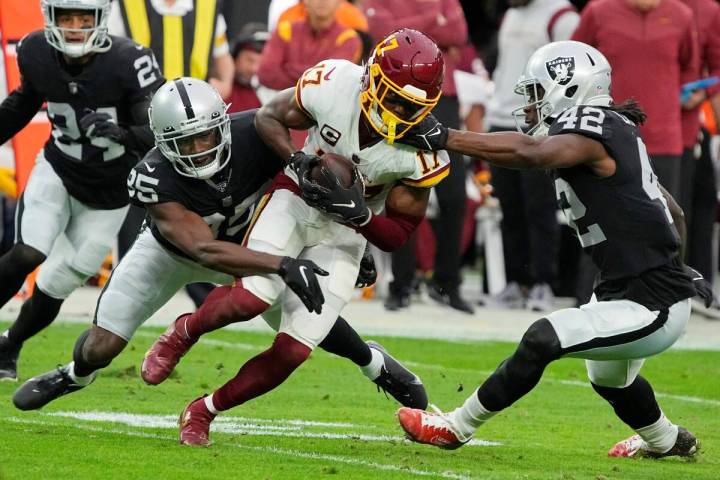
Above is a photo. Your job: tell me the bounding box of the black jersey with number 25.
[128,110,286,257]
[548,106,695,308]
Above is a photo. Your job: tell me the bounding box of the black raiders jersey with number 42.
[128,110,286,257]
[12,31,164,208]
[548,106,695,309]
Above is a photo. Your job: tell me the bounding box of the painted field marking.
[46,411,501,447]
[6,416,474,480]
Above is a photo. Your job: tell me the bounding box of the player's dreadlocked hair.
[606,99,647,125]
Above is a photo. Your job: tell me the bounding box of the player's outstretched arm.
[254,88,316,160]
[398,113,610,171]
[147,202,328,313]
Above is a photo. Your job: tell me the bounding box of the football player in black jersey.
[396,41,708,458]
[12,78,428,420]
[0,0,165,381]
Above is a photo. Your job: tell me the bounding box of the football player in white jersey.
[141,28,450,445]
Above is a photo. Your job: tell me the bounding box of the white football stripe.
[46,411,501,447]
[6,416,473,480]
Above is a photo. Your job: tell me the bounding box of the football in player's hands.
[310,152,355,189]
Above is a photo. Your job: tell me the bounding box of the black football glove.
[684,264,717,308]
[305,166,371,226]
[79,110,127,144]
[396,112,448,151]
[289,150,322,193]
[355,245,377,288]
[278,256,329,314]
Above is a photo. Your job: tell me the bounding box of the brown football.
[310,152,355,188]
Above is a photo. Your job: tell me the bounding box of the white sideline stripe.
[5,417,473,480]
[51,411,363,429]
[404,361,720,407]
[134,331,262,351]
[46,411,501,447]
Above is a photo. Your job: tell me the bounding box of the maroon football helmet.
[360,28,444,143]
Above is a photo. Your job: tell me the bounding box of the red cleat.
[608,427,698,459]
[397,407,469,450]
[179,395,216,446]
[141,314,197,385]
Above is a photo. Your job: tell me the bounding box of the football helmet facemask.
[149,78,232,180]
[41,0,112,58]
[360,28,444,144]
[512,40,612,136]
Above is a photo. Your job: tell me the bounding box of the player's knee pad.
[516,318,562,366]
[36,263,91,299]
[4,244,46,275]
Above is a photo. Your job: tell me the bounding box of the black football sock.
[0,245,46,311]
[477,319,562,411]
[318,316,373,367]
[72,329,111,378]
[6,288,63,347]
[592,375,662,429]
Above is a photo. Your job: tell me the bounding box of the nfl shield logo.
[546,57,575,85]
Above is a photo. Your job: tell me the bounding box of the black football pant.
[680,131,717,282]
[389,95,466,295]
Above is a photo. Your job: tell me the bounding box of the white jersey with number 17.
[290,59,450,213]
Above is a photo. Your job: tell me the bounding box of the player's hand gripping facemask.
[396,112,448,151]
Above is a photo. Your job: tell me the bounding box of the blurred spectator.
[276,0,373,60]
[268,0,303,31]
[277,0,368,32]
[257,0,362,91]
[362,0,473,313]
[678,0,720,311]
[572,0,699,199]
[109,0,234,306]
[226,23,270,113]
[483,0,578,312]
[109,0,235,98]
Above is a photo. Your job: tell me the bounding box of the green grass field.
[0,320,718,480]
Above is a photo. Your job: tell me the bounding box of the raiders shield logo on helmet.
[546,57,575,85]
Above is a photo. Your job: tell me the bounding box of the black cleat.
[609,426,699,458]
[428,283,474,314]
[384,293,410,311]
[0,334,20,381]
[367,341,428,409]
[13,365,87,411]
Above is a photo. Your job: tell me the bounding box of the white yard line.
[133,331,262,351]
[45,411,500,447]
[6,416,474,480]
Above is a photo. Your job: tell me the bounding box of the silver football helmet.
[41,0,112,58]
[149,78,231,179]
[512,40,612,136]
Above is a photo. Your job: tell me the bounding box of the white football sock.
[359,347,384,380]
[204,394,219,415]
[636,412,678,453]
[452,388,497,438]
[67,361,97,386]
